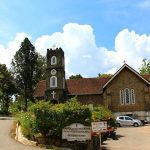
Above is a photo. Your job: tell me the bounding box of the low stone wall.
[15,124,72,149]
[15,124,91,149]
[15,123,37,146]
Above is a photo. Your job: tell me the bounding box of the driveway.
[0,117,45,150]
[101,125,150,150]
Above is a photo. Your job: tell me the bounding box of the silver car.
[116,116,142,127]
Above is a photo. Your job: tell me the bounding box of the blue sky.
[1,0,150,77]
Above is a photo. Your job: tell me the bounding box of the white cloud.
[0,33,29,68]
[1,23,150,78]
[105,29,150,72]
[35,23,101,77]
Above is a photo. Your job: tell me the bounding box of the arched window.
[50,76,57,87]
[120,88,135,105]
[120,90,124,105]
[131,89,135,104]
[51,56,57,65]
[124,88,130,105]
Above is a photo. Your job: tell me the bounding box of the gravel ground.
[101,124,150,150]
[2,117,150,150]
[0,117,45,150]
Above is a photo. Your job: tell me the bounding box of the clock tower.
[45,47,66,103]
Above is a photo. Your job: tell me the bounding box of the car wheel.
[116,123,121,127]
[133,123,139,127]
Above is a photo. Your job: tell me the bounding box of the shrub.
[92,105,115,126]
[16,98,115,139]
[10,98,34,115]
[49,98,91,138]
[17,112,35,139]
[28,100,53,137]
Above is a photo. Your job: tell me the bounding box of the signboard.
[92,121,107,133]
[62,123,91,141]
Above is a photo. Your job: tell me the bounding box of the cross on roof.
[123,60,126,64]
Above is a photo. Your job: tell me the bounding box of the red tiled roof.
[34,77,110,98]
[66,77,110,95]
[34,74,150,98]
[34,80,46,98]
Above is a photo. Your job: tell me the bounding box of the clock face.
[51,69,56,75]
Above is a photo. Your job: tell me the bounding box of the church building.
[34,47,150,121]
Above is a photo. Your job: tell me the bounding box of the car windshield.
[130,116,136,119]
[126,116,137,119]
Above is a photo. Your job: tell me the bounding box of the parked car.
[116,116,142,127]
[125,114,148,126]
[141,119,148,125]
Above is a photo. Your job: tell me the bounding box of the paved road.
[0,117,45,150]
[101,125,150,150]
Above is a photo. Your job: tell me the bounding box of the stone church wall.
[104,68,150,113]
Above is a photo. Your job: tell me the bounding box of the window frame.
[124,88,130,105]
[50,76,57,87]
[120,90,124,105]
[131,89,135,104]
[119,88,135,105]
[51,56,57,65]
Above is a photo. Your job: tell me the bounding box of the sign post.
[92,121,107,133]
[62,123,91,141]
[62,123,91,150]
[91,121,107,150]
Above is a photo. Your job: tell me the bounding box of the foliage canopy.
[0,64,16,114]
[16,98,114,139]
[69,74,83,79]
[139,59,150,75]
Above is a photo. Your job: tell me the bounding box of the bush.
[10,97,34,115]
[16,98,115,139]
[92,105,115,126]
[49,98,91,137]
[28,100,53,137]
[17,112,35,139]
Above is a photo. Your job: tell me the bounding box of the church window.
[125,88,130,105]
[51,56,57,65]
[50,76,57,87]
[120,88,135,105]
[131,89,135,104]
[120,90,124,105]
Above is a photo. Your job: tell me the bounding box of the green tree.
[98,73,112,78]
[11,38,38,110]
[35,53,47,82]
[0,64,16,114]
[69,74,83,79]
[139,59,150,75]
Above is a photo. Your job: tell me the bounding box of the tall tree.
[0,64,16,114]
[35,53,47,82]
[139,59,150,75]
[11,38,37,110]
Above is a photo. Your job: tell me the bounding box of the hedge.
[16,97,114,139]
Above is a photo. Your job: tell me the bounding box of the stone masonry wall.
[104,68,150,112]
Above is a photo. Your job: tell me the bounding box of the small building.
[34,47,150,121]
